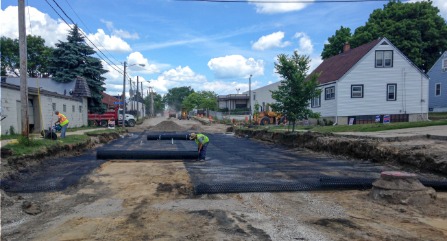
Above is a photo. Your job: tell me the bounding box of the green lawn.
[258,119,447,133]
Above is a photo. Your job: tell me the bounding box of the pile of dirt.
[150,121,187,132]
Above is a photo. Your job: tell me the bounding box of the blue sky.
[1,0,446,97]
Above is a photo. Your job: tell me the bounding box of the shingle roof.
[101,92,120,107]
[72,77,91,97]
[309,38,382,84]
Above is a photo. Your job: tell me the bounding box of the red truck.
[88,106,136,127]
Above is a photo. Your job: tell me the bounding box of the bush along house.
[308,37,429,125]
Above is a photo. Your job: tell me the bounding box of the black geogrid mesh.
[186,134,447,195]
[1,132,197,193]
[0,153,102,193]
[2,132,446,194]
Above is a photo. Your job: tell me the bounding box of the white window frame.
[376,50,393,68]
[387,84,397,101]
[443,59,447,72]
[325,86,335,100]
[351,85,364,98]
[435,83,441,96]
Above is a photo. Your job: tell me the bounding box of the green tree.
[182,91,218,112]
[27,35,54,77]
[270,51,320,132]
[0,35,53,77]
[49,25,108,113]
[351,0,447,71]
[163,86,195,111]
[321,26,352,59]
[0,37,19,76]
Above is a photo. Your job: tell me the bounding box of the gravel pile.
[149,120,187,132]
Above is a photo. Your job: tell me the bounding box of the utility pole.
[19,0,29,137]
[150,87,154,117]
[136,76,139,120]
[122,61,127,128]
[140,82,144,117]
[249,74,252,124]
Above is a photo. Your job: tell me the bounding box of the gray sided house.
[427,51,447,112]
[308,37,429,125]
[249,81,281,113]
[0,77,91,135]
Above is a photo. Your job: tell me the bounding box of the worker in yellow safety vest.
[189,133,209,162]
[55,111,69,138]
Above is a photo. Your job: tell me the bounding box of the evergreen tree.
[270,51,320,132]
[49,25,108,113]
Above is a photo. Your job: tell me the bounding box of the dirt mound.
[150,120,186,132]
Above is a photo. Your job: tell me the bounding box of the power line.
[176,0,389,2]
[63,0,122,66]
[44,0,124,75]
[50,0,124,75]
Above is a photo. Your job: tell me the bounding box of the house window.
[52,103,56,111]
[351,85,364,98]
[435,83,441,96]
[387,84,397,101]
[72,105,75,112]
[325,86,335,100]
[376,50,393,68]
[311,94,321,108]
[79,105,82,113]
[443,59,447,72]
[63,104,66,112]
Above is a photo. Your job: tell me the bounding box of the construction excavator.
[254,111,286,125]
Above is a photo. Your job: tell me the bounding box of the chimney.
[343,42,350,53]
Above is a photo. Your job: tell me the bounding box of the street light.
[122,61,145,128]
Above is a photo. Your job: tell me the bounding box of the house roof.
[2,76,91,97]
[102,92,120,106]
[309,38,382,84]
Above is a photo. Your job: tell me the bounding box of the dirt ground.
[1,117,447,241]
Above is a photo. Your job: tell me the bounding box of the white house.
[308,37,429,125]
[427,51,447,112]
[0,77,91,135]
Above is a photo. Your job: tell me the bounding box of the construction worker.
[189,133,209,161]
[54,111,69,138]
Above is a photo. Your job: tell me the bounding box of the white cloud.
[87,29,132,52]
[208,55,264,79]
[410,0,447,19]
[294,32,313,55]
[249,0,313,14]
[149,66,207,94]
[101,19,140,39]
[1,6,133,53]
[252,31,291,51]
[126,52,162,74]
[0,6,70,47]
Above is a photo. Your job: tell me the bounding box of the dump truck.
[88,106,136,127]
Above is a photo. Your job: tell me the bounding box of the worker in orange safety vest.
[54,111,69,138]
